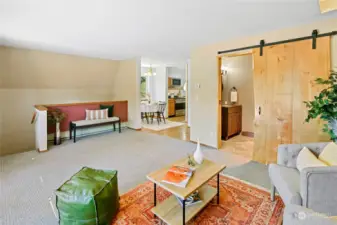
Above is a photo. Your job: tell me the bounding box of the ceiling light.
[144,65,156,76]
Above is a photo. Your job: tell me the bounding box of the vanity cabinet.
[222,105,242,140]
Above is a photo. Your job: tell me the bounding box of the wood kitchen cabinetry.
[168,77,173,86]
[168,99,175,117]
[222,105,242,140]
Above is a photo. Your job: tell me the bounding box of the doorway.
[218,53,255,159]
[217,37,331,164]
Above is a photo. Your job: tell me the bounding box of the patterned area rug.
[112,175,284,225]
[142,121,185,131]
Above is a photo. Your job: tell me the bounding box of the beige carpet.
[0,129,249,225]
[142,120,185,131]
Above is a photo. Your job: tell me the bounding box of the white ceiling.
[1,0,336,62]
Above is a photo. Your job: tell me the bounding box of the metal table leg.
[154,183,157,206]
[154,183,157,219]
[182,199,186,225]
[217,173,220,204]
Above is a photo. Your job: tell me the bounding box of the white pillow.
[319,142,337,166]
[85,109,108,120]
[296,147,327,171]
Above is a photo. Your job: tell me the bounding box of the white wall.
[114,58,141,129]
[152,66,168,102]
[187,60,191,126]
[190,17,337,148]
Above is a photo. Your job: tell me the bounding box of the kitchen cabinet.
[168,99,175,117]
[168,77,173,86]
[222,105,242,140]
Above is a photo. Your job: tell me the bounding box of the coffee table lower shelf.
[151,185,216,225]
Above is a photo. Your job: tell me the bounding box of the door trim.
[217,56,222,149]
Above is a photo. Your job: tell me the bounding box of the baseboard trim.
[241,131,254,138]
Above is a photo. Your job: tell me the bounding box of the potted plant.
[47,108,66,145]
[304,71,337,141]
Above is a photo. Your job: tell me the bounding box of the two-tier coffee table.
[146,158,226,225]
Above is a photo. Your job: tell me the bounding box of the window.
[140,76,147,98]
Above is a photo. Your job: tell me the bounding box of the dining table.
[140,102,159,124]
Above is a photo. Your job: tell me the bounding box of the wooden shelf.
[151,185,217,225]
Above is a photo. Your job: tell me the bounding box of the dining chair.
[155,102,166,125]
[140,103,149,124]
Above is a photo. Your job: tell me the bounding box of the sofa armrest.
[277,143,329,168]
[300,166,337,215]
[283,204,337,225]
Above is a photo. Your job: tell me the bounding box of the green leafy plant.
[47,108,66,124]
[187,154,196,167]
[304,71,337,141]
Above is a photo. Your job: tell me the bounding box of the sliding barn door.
[253,37,330,164]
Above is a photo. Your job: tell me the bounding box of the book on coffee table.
[162,166,195,188]
[176,191,202,207]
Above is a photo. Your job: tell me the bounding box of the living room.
[1,1,337,225]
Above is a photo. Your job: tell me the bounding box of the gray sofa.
[269,142,337,216]
[284,204,337,225]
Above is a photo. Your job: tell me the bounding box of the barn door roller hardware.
[259,40,265,56]
[312,29,318,49]
[218,30,337,56]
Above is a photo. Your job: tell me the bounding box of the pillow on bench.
[85,109,108,120]
[100,104,114,117]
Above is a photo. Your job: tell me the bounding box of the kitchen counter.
[168,97,186,99]
[222,104,239,108]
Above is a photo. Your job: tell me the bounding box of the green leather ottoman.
[56,167,119,225]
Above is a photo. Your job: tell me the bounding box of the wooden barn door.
[253,37,330,164]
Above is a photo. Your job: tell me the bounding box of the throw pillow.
[100,104,114,117]
[85,109,108,120]
[319,142,337,166]
[296,147,327,172]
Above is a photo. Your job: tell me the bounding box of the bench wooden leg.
[119,120,121,133]
[74,125,77,143]
[113,123,116,131]
[69,122,73,140]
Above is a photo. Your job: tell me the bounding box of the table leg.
[145,113,149,124]
[217,173,220,204]
[182,199,186,225]
[154,183,157,206]
[154,183,157,219]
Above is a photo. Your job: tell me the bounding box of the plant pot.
[54,122,61,145]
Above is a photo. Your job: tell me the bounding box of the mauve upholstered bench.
[55,167,120,225]
[69,117,121,142]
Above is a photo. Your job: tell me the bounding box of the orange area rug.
[112,175,284,225]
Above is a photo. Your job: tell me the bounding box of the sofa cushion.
[269,164,302,205]
[277,143,329,168]
[319,142,337,166]
[73,117,120,126]
[296,147,327,171]
[85,109,109,120]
